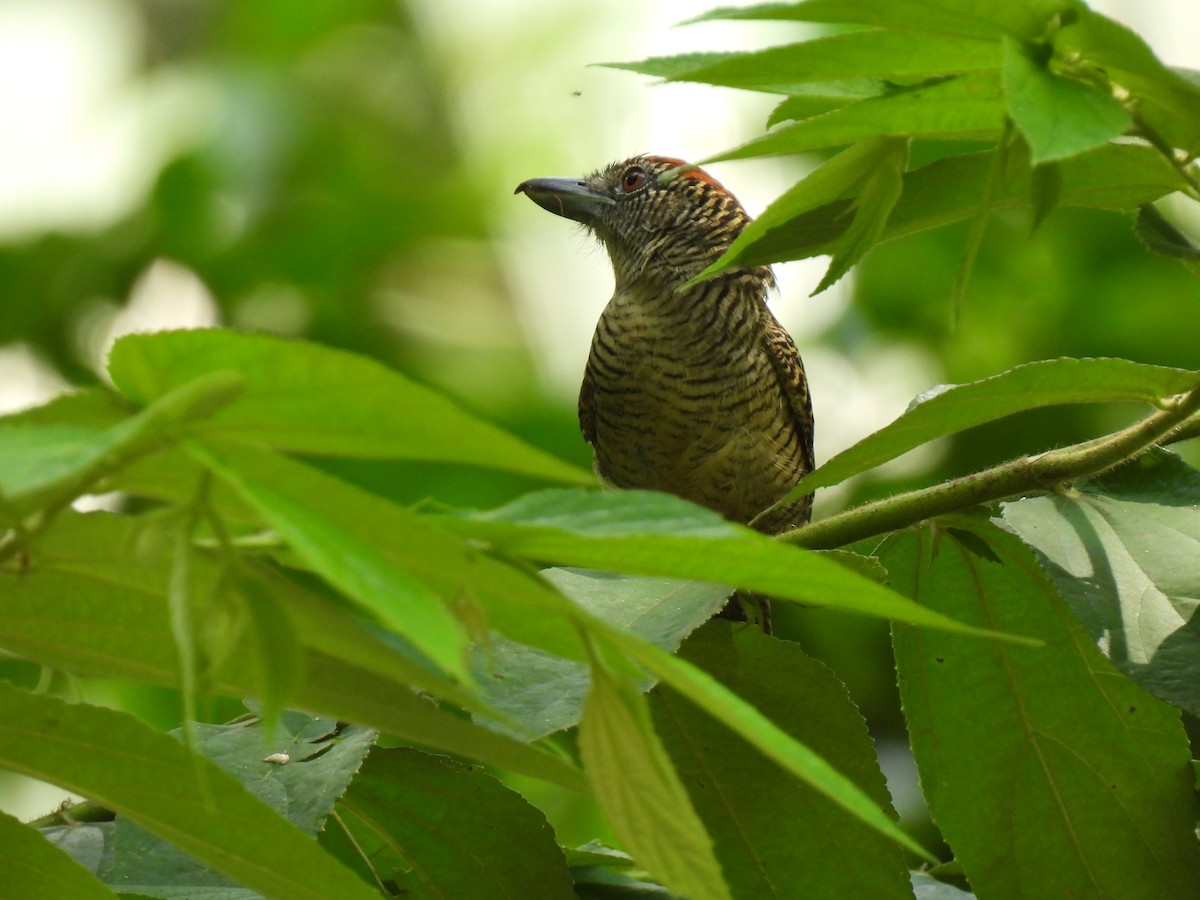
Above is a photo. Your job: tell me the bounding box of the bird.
[514,154,814,539]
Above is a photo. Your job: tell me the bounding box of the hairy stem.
[781,384,1200,551]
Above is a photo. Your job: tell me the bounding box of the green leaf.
[109,713,376,893]
[1003,448,1200,718]
[1002,36,1130,164]
[0,811,116,899]
[590,617,934,861]
[711,73,1005,163]
[579,637,730,900]
[190,440,585,674]
[1056,9,1200,160]
[694,138,909,288]
[884,520,1200,898]
[1135,204,1200,277]
[687,0,1072,41]
[785,358,1200,498]
[722,142,1190,269]
[0,511,584,789]
[0,684,378,900]
[615,30,1001,95]
[475,568,731,740]
[443,488,1025,640]
[107,329,590,484]
[767,80,889,127]
[322,748,575,898]
[0,371,243,515]
[650,623,911,898]
[814,137,909,293]
[191,440,471,681]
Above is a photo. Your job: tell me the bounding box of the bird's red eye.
[621,167,647,192]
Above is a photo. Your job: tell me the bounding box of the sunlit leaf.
[0,811,115,899]
[107,329,591,484]
[1003,36,1130,164]
[1003,448,1200,717]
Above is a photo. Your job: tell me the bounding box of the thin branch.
[780,384,1200,551]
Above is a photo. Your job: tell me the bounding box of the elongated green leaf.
[323,748,576,898]
[0,371,242,516]
[785,358,1200,498]
[884,520,1200,897]
[589,615,933,860]
[580,637,730,900]
[688,0,1070,40]
[0,684,378,900]
[443,488,1025,640]
[712,73,1005,163]
[651,623,910,898]
[767,80,889,126]
[190,441,584,674]
[191,441,470,681]
[694,139,908,286]
[107,329,590,484]
[110,714,376,893]
[1003,448,1200,717]
[0,510,583,789]
[814,137,909,293]
[713,141,1189,270]
[475,568,731,740]
[0,811,115,899]
[614,30,1001,95]
[1003,36,1130,164]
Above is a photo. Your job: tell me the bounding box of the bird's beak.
[514,177,614,224]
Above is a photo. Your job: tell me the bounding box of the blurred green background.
[2,0,1198,853]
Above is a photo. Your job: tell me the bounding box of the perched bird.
[515,154,814,536]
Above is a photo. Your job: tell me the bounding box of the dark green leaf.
[884,520,1200,898]
[107,329,590,484]
[1135,204,1200,277]
[0,684,377,900]
[109,713,376,893]
[579,638,729,900]
[1029,160,1063,231]
[1003,448,1200,717]
[651,623,910,898]
[0,811,115,899]
[590,618,933,860]
[785,358,1200,498]
[323,748,575,899]
[1003,36,1130,164]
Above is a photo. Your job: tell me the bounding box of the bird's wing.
[578,361,597,447]
[762,312,815,477]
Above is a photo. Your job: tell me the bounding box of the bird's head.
[515,155,766,291]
